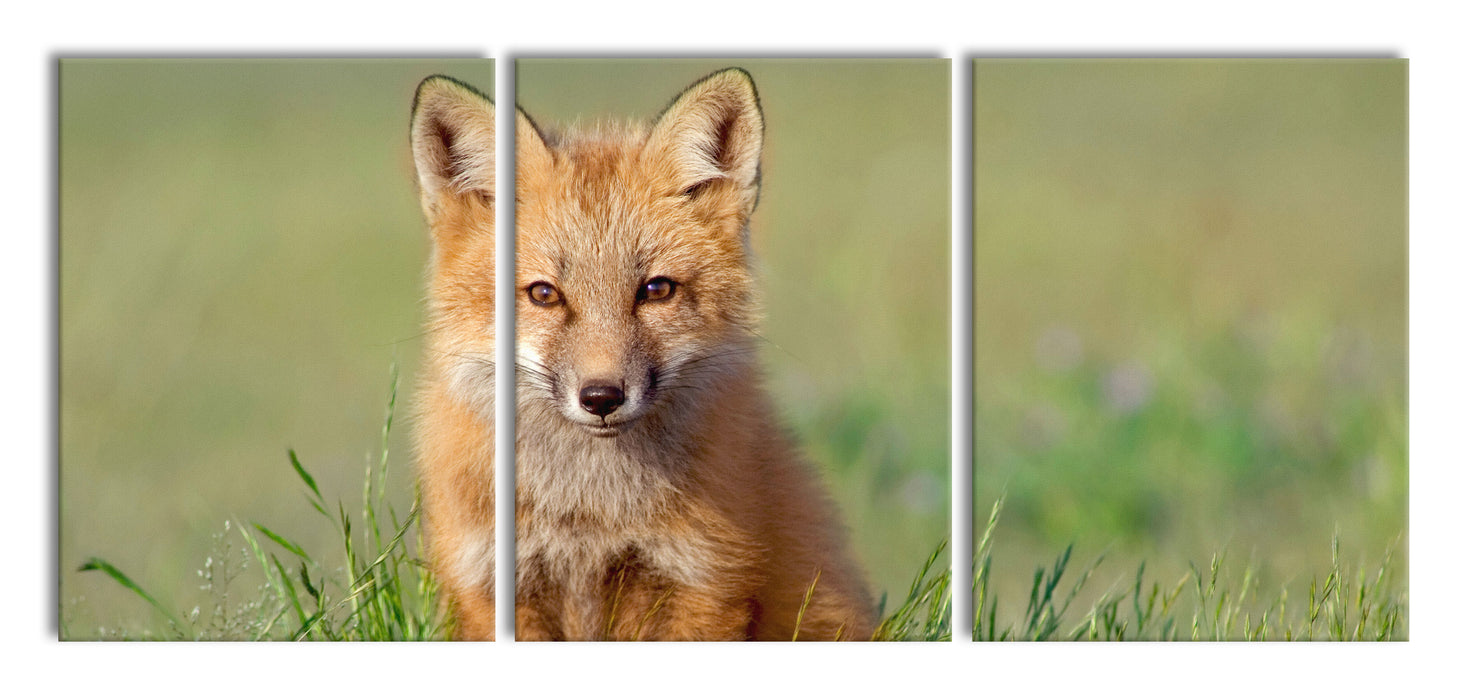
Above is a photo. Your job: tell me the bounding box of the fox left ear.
[411,75,496,223]
[644,68,764,211]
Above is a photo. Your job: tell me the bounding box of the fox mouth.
[548,391,648,437]
[583,423,627,438]
[560,414,640,439]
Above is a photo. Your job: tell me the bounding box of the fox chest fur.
[410,69,875,641]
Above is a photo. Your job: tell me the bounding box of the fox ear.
[516,107,554,188]
[644,68,763,209]
[411,76,496,220]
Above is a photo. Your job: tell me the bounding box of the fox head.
[410,69,765,438]
[516,69,766,439]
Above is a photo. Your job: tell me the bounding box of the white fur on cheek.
[448,350,496,423]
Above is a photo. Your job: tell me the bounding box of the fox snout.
[552,329,657,432]
[548,369,652,436]
[578,382,625,417]
[526,341,659,435]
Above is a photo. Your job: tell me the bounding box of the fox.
[409,68,875,641]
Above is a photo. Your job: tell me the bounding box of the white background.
[9,1,1461,696]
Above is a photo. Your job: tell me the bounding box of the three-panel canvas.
[59,58,1406,641]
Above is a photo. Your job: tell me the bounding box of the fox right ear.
[411,76,496,221]
[516,107,554,187]
[644,68,763,210]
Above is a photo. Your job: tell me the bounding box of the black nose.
[579,384,625,417]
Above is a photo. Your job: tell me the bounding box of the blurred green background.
[59,59,496,637]
[517,60,952,610]
[972,60,1407,619]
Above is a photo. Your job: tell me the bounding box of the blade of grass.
[78,558,185,636]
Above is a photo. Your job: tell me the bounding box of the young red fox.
[410,69,875,640]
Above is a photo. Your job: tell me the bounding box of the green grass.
[75,445,1405,641]
[71,369,949,641]
[77,494,1408,641]
[972,497,1406,641]
[870,541,952,641]
[69,363,1404,643]
[71,365,445,641]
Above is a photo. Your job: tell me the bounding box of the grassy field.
[76,449,1400,640]
[74,373,953,641]
[61,59,952,637]
[75,452,1402,640]
[971,60,1408,637]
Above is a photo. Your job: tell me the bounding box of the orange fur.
[410,69,874,641]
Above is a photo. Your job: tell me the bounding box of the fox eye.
[638,277,677,302]
[526,282,561,306]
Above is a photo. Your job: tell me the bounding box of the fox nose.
[578,383,625,417]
